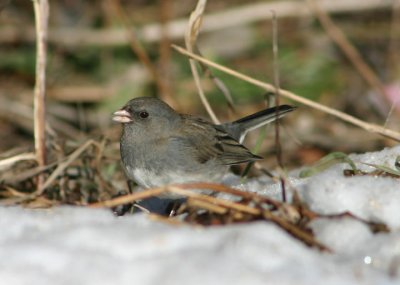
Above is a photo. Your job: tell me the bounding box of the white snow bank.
[300,146,400,230]
[0,146,399,285]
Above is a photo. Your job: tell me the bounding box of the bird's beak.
[112,109,132,123]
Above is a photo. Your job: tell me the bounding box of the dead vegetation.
[0,0,399,251]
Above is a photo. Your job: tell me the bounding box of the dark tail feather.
[222,105,296,142]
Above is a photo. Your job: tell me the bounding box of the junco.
[113,97,295,198]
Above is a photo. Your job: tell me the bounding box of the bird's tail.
[222,105,296,143]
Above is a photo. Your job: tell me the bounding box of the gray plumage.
[113,97,295,196]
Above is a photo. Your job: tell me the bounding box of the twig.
[2,162,57,185]
[171,45,400,142]
[186,198,228,215]
[185,0,220,124]
[167,186,261,215]
[307,0,390,103]
[178,183,281,208]
[262,210,330,251]
[91,184,329,250]
[90,182,282,209]
[90,187,167,208]
[32,139,101,197]
[384,99,398,128]
[2,186,30,199]
[271,11,286,202]
[195,46,236,112]
[0,153,36,172]
[32,0,49,190]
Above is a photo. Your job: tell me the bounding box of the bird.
[113,97,295,198]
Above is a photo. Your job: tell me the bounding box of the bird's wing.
[171,116,262,165]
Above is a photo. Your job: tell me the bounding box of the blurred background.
[0,0,399,173]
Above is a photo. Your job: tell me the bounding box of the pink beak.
[112,109,132,123]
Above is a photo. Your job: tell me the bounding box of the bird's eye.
[139,111,149,119]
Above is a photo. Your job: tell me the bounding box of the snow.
[1,146,400,285]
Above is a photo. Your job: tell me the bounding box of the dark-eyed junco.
[113,97,295,198]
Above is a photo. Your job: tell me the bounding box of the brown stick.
[172,45,400,142]
[32,0,49,190]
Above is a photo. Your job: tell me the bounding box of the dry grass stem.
[168,186,261,215]
[90,187,167,208]
[89,182,330,250]
[308,0,390,103]
[194,46,236,112]
[4,162,57,185]
[33,139,101,197]
[177,182,282,207]
[172,45,400,142]
[0,153,36,172]
[186,198,228,214]
[2,186,29,198]
[91,184,261,215]
[262,210,330,251]
[90,182,283,209]
[270,11,287,202]
[32,0,49,190]
[185,0,220,124]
